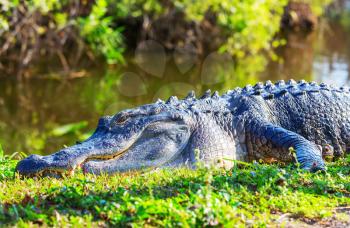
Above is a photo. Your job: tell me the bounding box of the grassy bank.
[1,153,350,226]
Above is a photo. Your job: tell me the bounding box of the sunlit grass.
[1,153,350,226]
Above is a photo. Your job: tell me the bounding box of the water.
[1,15,350,155]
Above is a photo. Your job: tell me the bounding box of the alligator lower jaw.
[20,169,72,179]
[38,169,73,178]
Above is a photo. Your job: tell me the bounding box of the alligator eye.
[116,115,129,125]
[152,108,161,115]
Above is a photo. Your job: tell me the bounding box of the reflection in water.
[118,72,148,97]
[313,19,350,85]
[262,31,315,81]
[152,83,195,102]
[174,44,197,74]
[1,14,350,155]
[134,40,166,78]
[314,57,349,85]
[201,53,234,85]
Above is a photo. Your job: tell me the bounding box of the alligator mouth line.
[22,127,148,178]
[85,148,129,163]
[31,148,130,178]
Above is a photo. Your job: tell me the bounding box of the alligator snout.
[15,152,79,177]
[15,154,50,177]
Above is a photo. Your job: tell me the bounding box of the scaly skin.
[16,79,350,177]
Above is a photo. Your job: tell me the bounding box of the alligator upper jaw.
[80,149,129,173]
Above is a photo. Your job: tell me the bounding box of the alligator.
[16,80,350,177]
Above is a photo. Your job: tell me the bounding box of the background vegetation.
[0,0,330,75]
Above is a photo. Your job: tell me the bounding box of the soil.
[276,207,350,227]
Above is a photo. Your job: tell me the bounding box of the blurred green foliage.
[0,144,22,180]
[0,143,3,158]
[113,0,162,18]
[0,119,92,156]
[302,0,333,16]
[0,0,331,67]
[50,121,88,137]
[78,0,125,64]
[178,0,288,58]
[0,0,126,65]
[340,11,350,29]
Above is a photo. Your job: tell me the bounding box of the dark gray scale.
[264,81,277,94]
[274,86,350,160]
[341,121,350,153]
[179,81,350,170]
[242,84,254,94]
[264,93,302,161]
[254,82,264,90]
[331,91,350,154]
[275,89,338,157]
[246,112,290,162]
[275,80,286,88]
[315,90,348,157]
[230,81,350,171]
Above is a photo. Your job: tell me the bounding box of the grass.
[1,155,350,227]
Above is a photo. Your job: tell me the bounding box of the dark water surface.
[1,16,350,155]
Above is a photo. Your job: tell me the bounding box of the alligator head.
[15,101,195,177]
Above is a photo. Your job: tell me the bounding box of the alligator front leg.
[246,120,325,171]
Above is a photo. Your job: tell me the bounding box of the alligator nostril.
[55,150,70,157]
[15,154,52,177]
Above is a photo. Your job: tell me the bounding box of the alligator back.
[227,80,350,167]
